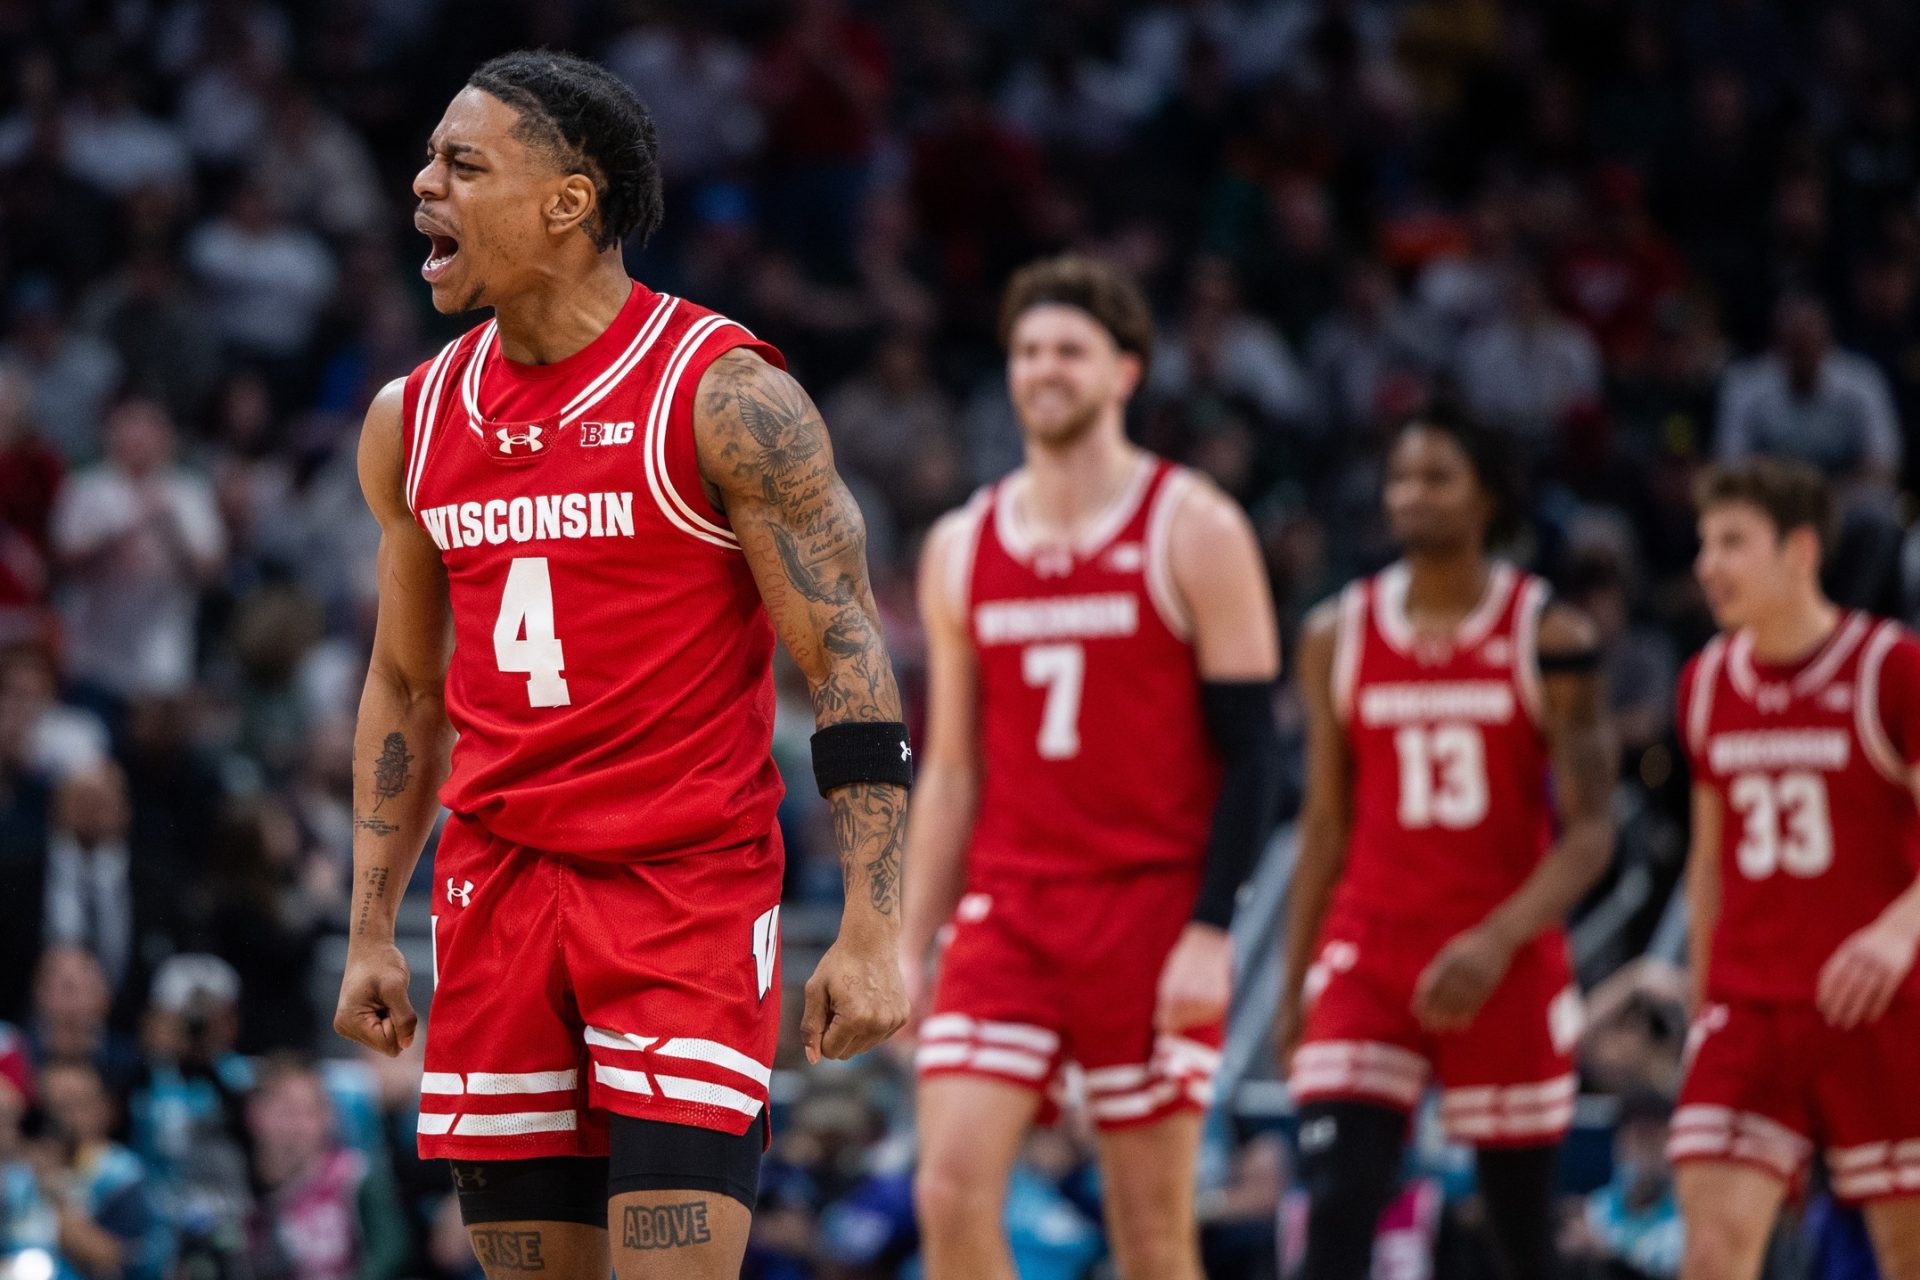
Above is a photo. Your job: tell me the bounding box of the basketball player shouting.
[331,51,909,1280]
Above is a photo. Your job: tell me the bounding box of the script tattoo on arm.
[697,350,907,918]
[354,867,390,938]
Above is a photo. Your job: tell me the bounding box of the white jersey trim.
[1513,576,1551,726]
[1856,620,1907,785]
[1331,580,1366,724]
[1374,560,1517,657]
[406,335,462,514]
[457,294,679,439]
[1688,635,1727,763]
[1144,467,1197,640]
[991,453,1156,563]
[944,488,992,618]
[1726,612,1870,704]
[643,313,747,551]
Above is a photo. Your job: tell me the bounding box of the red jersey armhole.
[655,326,788,546]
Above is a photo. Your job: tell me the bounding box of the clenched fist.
[803,931,910,1063]
[334,941,418,1057]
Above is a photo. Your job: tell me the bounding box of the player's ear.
[547,174,598,239]
[1116,351,1143,399]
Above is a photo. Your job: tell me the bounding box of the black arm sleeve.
[1191,679,1285,928]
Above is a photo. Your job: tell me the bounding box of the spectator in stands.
[31,762,184,1030]
[0,365,63,642]
[48,399,225,711]
[2,277,122,464]
[244,1058,409,1280]
[249,82,384,241]
[1456,264,1604,458]
[57,64,190,199]
[1307,257,1443,437]
[77,243,226,433]
[0,646,108,781]
[1717,292,1902,505]
[0,1028,55,1268]
[1152,256,1312,428]
[821,334,964,532]
[186,182,337,372]
[199,797,325,1054]
[600,6,762,191]
[1579,959,1689,1097]
[1562,1089,1683,1280]
[35,1061,171,1280]
[22,948,141,1096]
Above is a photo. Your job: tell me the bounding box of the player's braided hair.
[468,50,664,251]
[1396,401,1528,548]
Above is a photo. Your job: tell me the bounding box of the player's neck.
[1401,550,1494,625]
[1018,427,1140,542]
[1746,593,1841,666]
[488,259,633,365]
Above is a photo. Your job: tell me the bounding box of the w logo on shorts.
[752,906,780,1000]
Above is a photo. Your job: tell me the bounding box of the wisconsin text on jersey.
[415,492,637,550]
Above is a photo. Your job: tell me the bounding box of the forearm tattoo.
[354,867,390,938]
[831,783,905,916]
[371,732,414,811]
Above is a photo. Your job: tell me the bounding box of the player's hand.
[1413,926,1516,1033]
[1817,917,1919,1029]
[898,943,933,1032]
[333,942,417,1057]
[803,930,910,1063]
[1156,922,1233,1034]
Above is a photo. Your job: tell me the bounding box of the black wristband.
[1537,646,1603,674]
[811,721,914,796]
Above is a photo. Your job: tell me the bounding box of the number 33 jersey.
[399,282,787,859]
[1679,613,1920,1002]
[1330,562,1556,938]
[959,455,1222,876]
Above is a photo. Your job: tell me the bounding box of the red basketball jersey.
[1678,613,1920,1002]
[1329,562,1557,935]
[958,456,1222,877]
[400,282,786,859]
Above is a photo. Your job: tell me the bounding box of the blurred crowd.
[5,0,1920,1275]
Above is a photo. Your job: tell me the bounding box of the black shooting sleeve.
[1191,679,1285,929]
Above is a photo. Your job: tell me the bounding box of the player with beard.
[1278,411,1616,1280]
[901,256,1284,1280]
[330,52,909,1280]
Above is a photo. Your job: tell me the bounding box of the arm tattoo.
[831,784,905,916]
[700,353,908,916]
[354,867,390,937]
[622,1202,712,1250]
[354,816,398,837]
[470,1229,546,1271]
[371,732,414,811]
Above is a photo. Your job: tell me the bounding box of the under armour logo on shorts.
[495,425,544,455]
[447,878,475,907]
[1299,1116,1338,1152]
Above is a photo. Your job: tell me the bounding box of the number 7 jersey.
[1678,613,1920,1002]
[958,456,1223,876]
[399,282,786,860]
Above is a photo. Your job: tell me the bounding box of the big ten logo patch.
[580,421,635,447]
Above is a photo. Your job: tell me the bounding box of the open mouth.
[422,233,461,281]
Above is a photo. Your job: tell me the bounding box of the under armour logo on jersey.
[1480,637,1513,668]
[1755,685,1792,713]
[1033,548,1075,579]
[446,878,474,907]
[1821,685,1854,712]
[496,425,544,455]
[1104,543,1145,573]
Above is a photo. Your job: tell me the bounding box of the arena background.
[0,0,1912,1276]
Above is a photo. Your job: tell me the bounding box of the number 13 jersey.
[1331,562,1556,937]
[959,455,1222,877]
[399,281,787,860]
[1678,613,1920,1002]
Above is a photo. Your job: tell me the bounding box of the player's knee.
[1678,1207,1767,1280]
[1104,1210,1194,1280]
[913,1159,1001,1237]
[1865,1206,1920,1280]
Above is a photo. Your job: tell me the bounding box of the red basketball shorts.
[1290,910,1583,1147]
[417,815,784,1161]
[1670,996,1920,1202]
[917,862,1223,1131]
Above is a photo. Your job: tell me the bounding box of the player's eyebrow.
[426,139,484,159]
